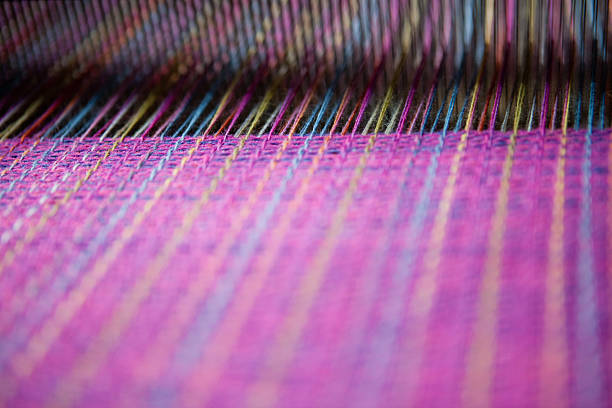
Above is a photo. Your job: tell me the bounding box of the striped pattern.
[0,0,611,407]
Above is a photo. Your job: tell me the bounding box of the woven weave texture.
[0,126,610,406]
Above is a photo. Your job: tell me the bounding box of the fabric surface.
[0,124,611,406]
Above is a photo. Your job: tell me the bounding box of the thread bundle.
[0,1,611,407]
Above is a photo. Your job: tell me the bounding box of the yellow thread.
[0,98,44,141]
[562,84,571,136]
[398,127,469,403]
[462,83,525,408]
[539,86,569,407]
[0,138,42,177]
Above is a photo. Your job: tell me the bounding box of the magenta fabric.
[0,128,610,407]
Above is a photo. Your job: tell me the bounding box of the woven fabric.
[0,126,611,406]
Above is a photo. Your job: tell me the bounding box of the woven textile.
[1,125,611,407]
[1,0,611,407]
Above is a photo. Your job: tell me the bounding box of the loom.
[0,1,610,407]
